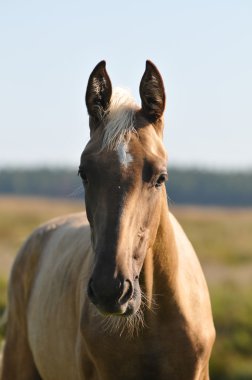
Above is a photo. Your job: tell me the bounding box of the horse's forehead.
[82,125,166,170]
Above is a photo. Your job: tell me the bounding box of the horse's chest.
[81,331,201,380]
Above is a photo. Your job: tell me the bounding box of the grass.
[173,206,252,265]
[1,197,252,379]
[210,285,252,380]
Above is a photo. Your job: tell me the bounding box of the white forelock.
[102,87,139,150]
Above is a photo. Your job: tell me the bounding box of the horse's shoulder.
[9,212,90,301]
[37,211,89,234]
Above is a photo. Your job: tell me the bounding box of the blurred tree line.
[167,168,252,206]
[0,167,252,206]
[0,168,82,198]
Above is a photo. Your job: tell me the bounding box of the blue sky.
[0,0,251,169]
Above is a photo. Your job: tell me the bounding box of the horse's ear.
[85,61,112,126]
[139,60,166,123]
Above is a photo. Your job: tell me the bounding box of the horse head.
[79,60,167,317]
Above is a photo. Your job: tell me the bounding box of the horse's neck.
[143,192,179,314]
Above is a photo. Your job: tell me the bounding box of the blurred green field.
[1,196,252,380]
[173,207,252,380]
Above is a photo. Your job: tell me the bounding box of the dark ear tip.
[146,59,153,67]
[98,60,106,68]
[145,60,160,74]
[91,60,107,75]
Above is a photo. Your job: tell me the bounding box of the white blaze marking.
[117,142,133,168]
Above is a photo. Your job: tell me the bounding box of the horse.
[1,60,215,380]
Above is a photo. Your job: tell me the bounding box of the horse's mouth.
[94,301,130,316]
[96,303,128,316]
[94,293,141,317]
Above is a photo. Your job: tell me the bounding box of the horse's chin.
[123,292,142,317]
[119,286,142,317]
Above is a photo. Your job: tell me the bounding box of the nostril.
[119,279,133,305]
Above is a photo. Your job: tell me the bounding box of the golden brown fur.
[2,210,215,380]
[1,61,215,380]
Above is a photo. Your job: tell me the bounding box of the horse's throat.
[142,197,179,315]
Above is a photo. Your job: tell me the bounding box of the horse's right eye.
[78,168,88,184]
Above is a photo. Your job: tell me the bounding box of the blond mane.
[102,88,139,150]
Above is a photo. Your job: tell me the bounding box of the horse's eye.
[78,168,88,184]
[155,173,168,188]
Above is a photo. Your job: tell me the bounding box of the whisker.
[67,185,84,199]
[140,290,159,313]
[94,288,156,339]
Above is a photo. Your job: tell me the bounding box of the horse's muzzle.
[87,277,134,315]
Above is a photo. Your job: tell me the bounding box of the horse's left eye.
[155,173,168,188]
